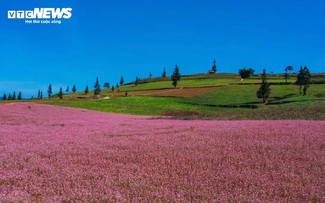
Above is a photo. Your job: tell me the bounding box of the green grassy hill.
[36,73,325,120]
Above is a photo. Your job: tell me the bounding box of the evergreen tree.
[40,91,43,99]
[38,90,41,99]
[111,85,115,92]
[58,87,63,99]
[162,67,166,78]
[104,82,110,89]
[149,72,152,78]
[2,93,7,101]
[18,92,22,100]
[135,76,139,86]
[116,83,119,89]
[212,59,217,73]
[84,85,89,95]
[120,76,124,85]
[296,65,311,95]
[256,69,271,103]
[48,84,52,99]
[12,91,16,100]
[72,84,77,94]
[171,65,181,88]
[94,77,101,96]
[66,86,69,93]
[8,93,12,100]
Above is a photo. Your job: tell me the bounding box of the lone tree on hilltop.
[58,87,63,99]
[212,59,217,74]
[162,67,166,78]
[94,77,101,96]
[48,84,52,99]
[296,65,311,95]
[256,69,271,103]
[171,65,181,88]
[72,84,77,94]
[284,65,293,84]
[239,68,255,79]
[84,85,89,95]
[120,76,124,86]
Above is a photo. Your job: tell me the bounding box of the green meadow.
[35,73,325,120]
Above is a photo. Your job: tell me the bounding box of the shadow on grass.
[180,101,259,109]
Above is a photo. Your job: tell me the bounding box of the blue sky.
[0,0,324,98]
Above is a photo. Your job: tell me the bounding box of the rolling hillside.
[32,73,325,120]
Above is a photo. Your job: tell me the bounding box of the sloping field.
[0,103,325,202]
[111,86,220,98]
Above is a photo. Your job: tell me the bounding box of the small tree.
[72,84,77,94]
[135,76,139,86]
[18,92,22,100]
[171,65,181,88]
[149,72,152,78]
[239,68,255,79]
[296,66,311,95]
[12,91,16,100]
[58,87,63,99]
[256,69,271,103]
[37,90,41,99]
[94,77,101,96]
[40,91,43,99]
[48,84,52,99]
[162,68,166,78]
[2,93,7,101]
[66,86,69,93]
[8,93,12,100]
[111,85,115,92]
[284,65,293,84]
[116,83,119,89]
[84,85,89,95]
[120,76,124,85]
[212,59,217,74]
[104,82,110,89]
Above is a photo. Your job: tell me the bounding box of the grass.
[8,73,323,120]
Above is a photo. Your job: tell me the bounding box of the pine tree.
[12,91,16,100]
[18,92,22,100]
[135,76,139,86]
[66,86,69,93]
[38,90,41,99]
[171,65,181,88]
[72,84,77,94]
[8,93,12,100]
[212,59,217,74]
[48,84,52,99]
[94,77,101,96]
[2,93,7,101]
[256,69,271,103]
[120,76,124,86]
[149,72,152,78]
[58,87,63,99]
[84,85,89,95]
[162,67,166,78]
[40,91,43,99]
[296,65,311,95]
[111,85,115,92]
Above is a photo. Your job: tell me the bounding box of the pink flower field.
[0,103,325,202]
